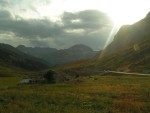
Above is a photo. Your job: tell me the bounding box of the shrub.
[44,70,55,83]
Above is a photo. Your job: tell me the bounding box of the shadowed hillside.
[0,43,49,71]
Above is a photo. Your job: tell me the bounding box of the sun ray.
[99,23,119,58]
[103,23,119,49]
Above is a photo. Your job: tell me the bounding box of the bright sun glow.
[35,0,64,21]
[29,0,150,27]
[93,0,150,49]
[35,0,149,26]
[28,0,150,27]
[103,0,150,27]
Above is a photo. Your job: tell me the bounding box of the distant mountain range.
[17,44,98,65]
[0,43,49,71]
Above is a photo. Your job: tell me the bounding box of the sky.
[0,0,149,50]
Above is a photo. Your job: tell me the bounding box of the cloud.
[30,39,50,47]
[62,10,112,30]
[28,5,39,14]
[0,10,12,20]
[0,9,113,50]
[0,10,63,38]
[60,10,113,49]
[0,0,9,7]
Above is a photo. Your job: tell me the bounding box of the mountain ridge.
[0,43,50,71]
[17,44,98,65]
[102,12,150,56]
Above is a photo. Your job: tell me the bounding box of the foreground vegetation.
[0,74,150,113]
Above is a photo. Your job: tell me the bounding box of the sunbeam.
[99,23,119,58]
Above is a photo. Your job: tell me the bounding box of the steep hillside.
[97,12,150,73]
[103,12,150,56]
[17,44,98,65]
[0,43,49,71]
[98,36,150,73]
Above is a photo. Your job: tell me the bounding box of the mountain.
[17,44,98,65]
[0,43,49,71]
[102,12,150,56]
[97,12,150,73]
[16,45,57,58]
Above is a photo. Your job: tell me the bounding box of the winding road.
[105,70,150,76]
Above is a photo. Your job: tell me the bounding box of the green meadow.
[0,74,150,113]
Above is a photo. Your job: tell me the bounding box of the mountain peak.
[17,45,26,49]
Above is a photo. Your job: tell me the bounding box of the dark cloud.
[30,39,50,47]
[0,9,113,50]
[0,10,12,20]
[0,10,63,38]
[62,10,113,30]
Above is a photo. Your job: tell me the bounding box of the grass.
[0,74,150,113]
[0,77,21,89]
[0,66,44,78]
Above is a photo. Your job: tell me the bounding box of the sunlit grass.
[0,75,150,113]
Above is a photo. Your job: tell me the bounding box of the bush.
[44,70,55,83]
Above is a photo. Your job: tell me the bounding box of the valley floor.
[0,74,150,113]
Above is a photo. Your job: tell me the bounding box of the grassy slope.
[53,59,97,77]
[97,35,150,72]
[0,75,150,113]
